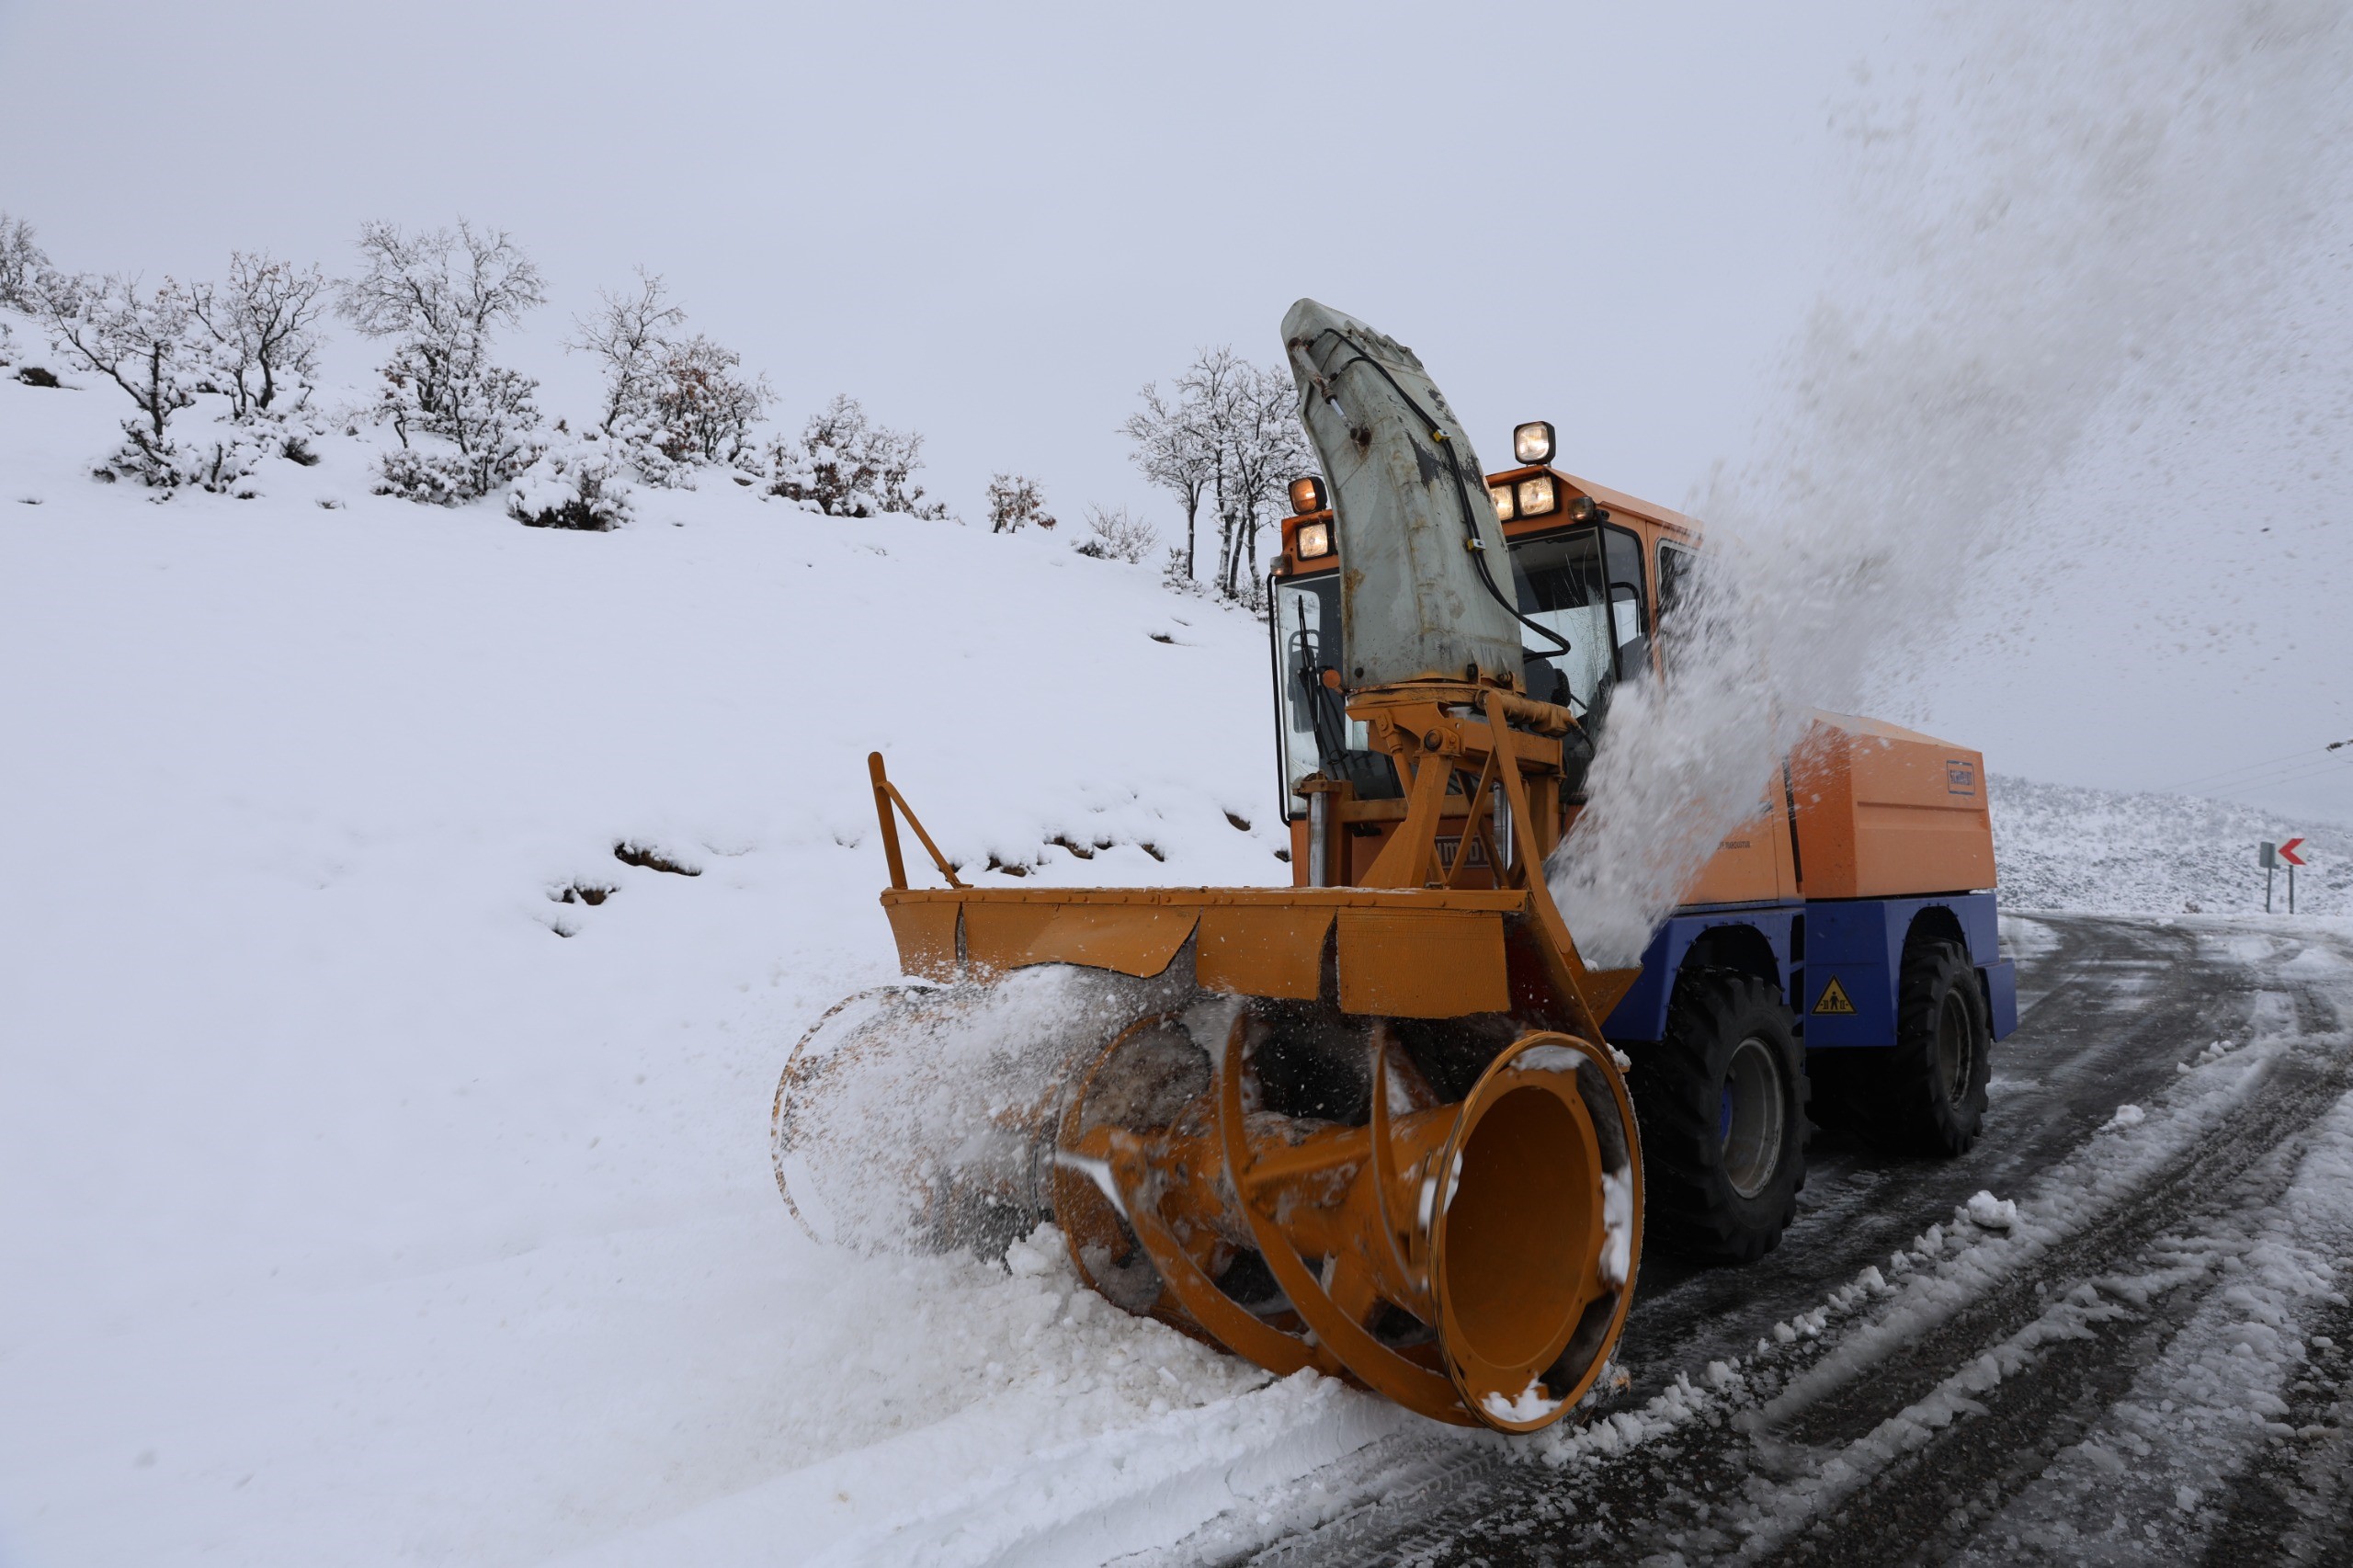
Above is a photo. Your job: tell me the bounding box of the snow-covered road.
[1200,914,2353,1566]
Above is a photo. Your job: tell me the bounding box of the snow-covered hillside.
[1,350,1417,1567]
[1993,774,2348,916]
[4,334,2344,1567]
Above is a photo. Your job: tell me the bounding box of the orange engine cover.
[1788,713,1995,900]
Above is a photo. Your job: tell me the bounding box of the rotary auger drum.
[776,942,1643,1430]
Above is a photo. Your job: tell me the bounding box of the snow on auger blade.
[773,940,1643,1430]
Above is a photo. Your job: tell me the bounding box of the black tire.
[1862,938,1991,1156]
[1627,967,1807,1264]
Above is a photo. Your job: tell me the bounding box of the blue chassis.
[1600,891,2020,1049]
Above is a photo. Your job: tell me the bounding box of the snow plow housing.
[778,298,2014,1436]
[841,665,1652,1430]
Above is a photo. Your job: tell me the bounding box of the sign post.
[2279,837,2308,915]
[2261,841,2277,913]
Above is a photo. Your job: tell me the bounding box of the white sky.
[3,1,2346,828]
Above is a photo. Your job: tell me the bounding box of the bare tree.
[188,251,328,419]
[338,221,547,501]
[1122,380,1216,579]
[568,267,684,437]
[1149,347,1309,601]
[766,394,948,518]
[569,270,769,479]
[1071,503,1157,562]
[985,472,1054,533]
[0,213,48,310]
[34,272,208,483]
[1211,358,1310,598]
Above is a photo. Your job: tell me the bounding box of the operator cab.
[1268,419,1701,823]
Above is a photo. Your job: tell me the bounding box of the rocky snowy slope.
[2,341,2342,1568]
[1992,774,2348,917]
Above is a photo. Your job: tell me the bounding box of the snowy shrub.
[337,221,546,504]
[31,271,224,489]
[570,270,770,483]
[1072,503,1156,562]
[765,394,948,518]
[0,213,45,310]
[170,425,276,495]
[651,334,767,468]
[188,252,328,421]
[1160,544,1196,590]
[985,472,1054,533]
[506,429,633,531]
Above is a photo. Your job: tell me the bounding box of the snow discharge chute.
[774,304,1647,1432]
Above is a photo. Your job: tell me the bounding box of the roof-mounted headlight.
[1515,474,1558,517]
[1295,519,1334,559]
[1513,420,1556,465]
[1487,483,1516,521]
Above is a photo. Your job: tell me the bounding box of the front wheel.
[1628,968,1807,1264]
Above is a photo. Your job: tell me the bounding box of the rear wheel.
[1864,939,1991,1156]
[1628,968,1806,1263]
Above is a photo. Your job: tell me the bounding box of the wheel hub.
[1720,1036,1786,1200]
[1936,990,1974,1106]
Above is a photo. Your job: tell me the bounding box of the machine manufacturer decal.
[1946,759,1978,795]
[1813,976,1858,1015]
[1434,835,1490,870]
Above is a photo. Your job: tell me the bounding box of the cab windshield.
[1269,522,1649,815]
[1509,524,1649,718]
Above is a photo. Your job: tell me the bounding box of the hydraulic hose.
[1306,327,1574,661]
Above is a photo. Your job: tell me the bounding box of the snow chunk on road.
[1964,1191,2020,1230]
[2103,1104,2147,1131]
[1481,1378,1563,1425]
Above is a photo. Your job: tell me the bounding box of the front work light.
[1296,520,1334,559]
[1515,474,1558,517]
[1289,475,1328,515]
[1487,483,1516,520]
[1513,420,1556,465]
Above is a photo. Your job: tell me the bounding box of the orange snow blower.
[775,301,1646,1431]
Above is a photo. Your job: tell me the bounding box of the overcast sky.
[3,2,2346,829]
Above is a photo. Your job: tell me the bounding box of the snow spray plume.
[1552,1,2352,964]
[775,961,1198,1257]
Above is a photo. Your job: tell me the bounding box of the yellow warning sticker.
[1813,976,1858,1016]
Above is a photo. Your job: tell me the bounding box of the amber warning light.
[1289,475,1327,515]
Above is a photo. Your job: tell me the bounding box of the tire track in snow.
[1742,1073,2353,1564]
[1774,999,2347,1450]
[2198,1290,2353,1566]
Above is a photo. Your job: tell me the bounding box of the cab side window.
[1602,526,1649,680]
[1655,541,1697,672]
